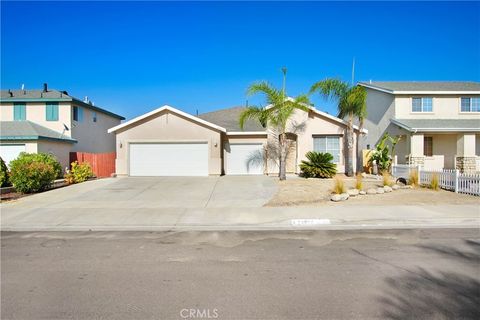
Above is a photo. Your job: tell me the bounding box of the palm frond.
[310,78,349,100]
[239,106,268,130]
[247,81,282,106]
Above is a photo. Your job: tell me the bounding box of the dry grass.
[409,170,419,187]
[355,173,363,190]
[430,173,440,191]
[332,176,346,194]
[382,172,394,187]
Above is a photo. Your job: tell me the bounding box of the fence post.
[454,169,459,193]
[417,165,421,185]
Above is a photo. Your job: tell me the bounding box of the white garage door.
[226,143,264,175]
[0,144,26,167]
[129,142,208,176]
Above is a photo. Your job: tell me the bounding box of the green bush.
[299,152,337,178]
[9,153,60,193]
[65,161,93,184]
[0,157,9,187]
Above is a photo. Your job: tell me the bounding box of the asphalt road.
[2,229,479,320]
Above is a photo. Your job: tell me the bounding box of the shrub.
[355,173,363,190]
[65,161,93,184]
[9,153,60,193]
[382,171,394,187]
[0,157,9,187]
[409,170,419,187]
[430,173,440,191]
[332,176,346,194]
[299,152,337,178]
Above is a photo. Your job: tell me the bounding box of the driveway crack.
[204,178,220,208]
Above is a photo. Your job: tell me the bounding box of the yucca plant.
[332,176,346,194]
[299,151,337,178]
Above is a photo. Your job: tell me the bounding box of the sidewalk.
[1,204,479,231]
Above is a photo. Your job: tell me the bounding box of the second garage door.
[129,142,209,176]
[226,143,264,175]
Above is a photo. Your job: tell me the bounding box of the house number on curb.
[290,219,331,226]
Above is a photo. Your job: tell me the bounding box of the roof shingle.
[359,81,480,92]
[198,106,266,132]
[0,121,77,143]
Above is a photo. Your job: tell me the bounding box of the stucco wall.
[113,110,223,175]
[37,140,73,172]
[0,102,72,135]
[71,105,121,153]
[395,95,480,119]
[429,134,457,169]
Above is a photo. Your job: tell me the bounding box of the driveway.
[1,176,278,209]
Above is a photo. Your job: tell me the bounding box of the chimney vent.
[8,89,13,97]
[84,96,89,103]
[43,83,48,92]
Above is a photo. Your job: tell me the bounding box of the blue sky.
[2,1,479,120]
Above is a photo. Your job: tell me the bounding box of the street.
[2,229,479,320]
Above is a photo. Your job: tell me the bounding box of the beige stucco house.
[0,84,124,170]
[108,103,366,176]
[358,81,480,172]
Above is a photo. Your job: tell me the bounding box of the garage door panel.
[129,143,208,176]
[226,143,264,175]
[0,144,26,167]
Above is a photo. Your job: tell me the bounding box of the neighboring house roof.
[198,107,266,133]
[0,89,125,120]
[0,121,77,143]
[107,105,227,133]
[358,81,480,94]
[391,118,480,132]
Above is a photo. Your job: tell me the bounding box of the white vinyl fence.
[392,164,480,196]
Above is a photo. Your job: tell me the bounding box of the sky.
[1,1,479,120]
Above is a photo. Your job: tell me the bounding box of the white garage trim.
[128,141,209,176]
[225,143,264,175]
[0,144,26,167]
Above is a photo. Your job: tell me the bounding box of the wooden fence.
[69,152,116,178]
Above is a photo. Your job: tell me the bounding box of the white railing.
[476,157,480,172]
[392,165,480,196]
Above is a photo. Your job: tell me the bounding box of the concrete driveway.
[2,176,278,209]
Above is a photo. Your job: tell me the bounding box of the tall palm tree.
[239,69,310,180]
[310,79,366,176]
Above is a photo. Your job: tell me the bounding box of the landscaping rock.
[366,188,377,195]
[340,193,350,201]
[347,189,359,197]
[361,172,367,178]
[392,184,400,190]
[359,190,366,195]
[376,188,385,194]
[384,186,393,193]
[330,194,343,202]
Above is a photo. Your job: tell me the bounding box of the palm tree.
[310,79,366,176]
[239,68,310,180]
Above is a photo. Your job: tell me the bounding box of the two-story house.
[0,84,124,170]
[358,81,480,172]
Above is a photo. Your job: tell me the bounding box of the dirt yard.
[265,176,480,206]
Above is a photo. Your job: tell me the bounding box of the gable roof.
[107,105,227,133]
[358,81,480,94]
[0,89,125,120]
[0,121,77,143]
[198,107,266,132]
[391,119,480,132]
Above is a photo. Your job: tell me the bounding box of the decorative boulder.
[340,193,350,201]
[330,194,343,202]
[347,189,360,197]
[361,172,367,178]
[392,184,400,190]
[384,186,393,193]
[376,188,385,194]
[366,188,377,195]
[359,190,366,195]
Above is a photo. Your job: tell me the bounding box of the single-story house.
[107,104,367,176]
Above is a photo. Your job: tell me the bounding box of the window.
[424,137,433,157]
[92,111,97,123]
[46,102,59,121]
[13,103,26,121]
[461,97,480,112]
[412,97,433,112]
[73,106,83,122]
[313,136,340,163]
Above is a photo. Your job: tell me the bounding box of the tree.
[310,79,366,176]
[239,68,310,180]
